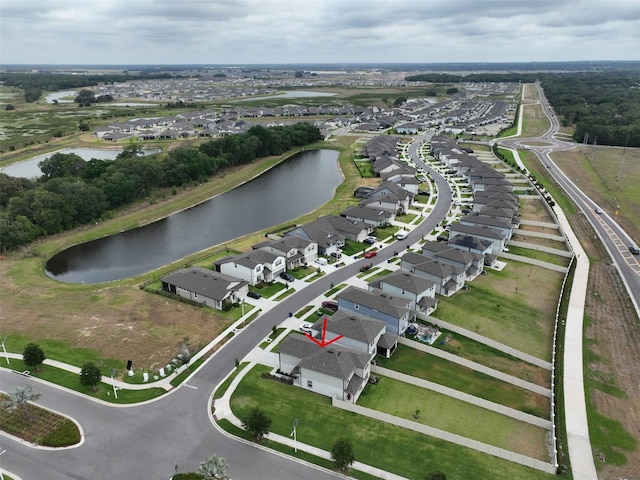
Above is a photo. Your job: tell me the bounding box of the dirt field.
[0,256,235,372]
[571,209,640,479]
[533,148,640,478]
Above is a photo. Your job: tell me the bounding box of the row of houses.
[430,136,520,252]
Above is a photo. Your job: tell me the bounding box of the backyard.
[229,365,555,480]
[375,343,550,418]
[432,260,564,361]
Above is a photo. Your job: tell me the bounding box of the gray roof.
[369,270,436,295]
[341,205,393,223]
[280,335,370,380]
[422,242,475,266]
[311,310,386,344]
[377,332,399,350]
[338,285,410,319]
[448,223,506,240]
[233,249,281,269]
[461,214,512,230]
[162,266,247,301]
[402,254,465,277]
[448,234,493,251]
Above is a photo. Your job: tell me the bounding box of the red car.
[364,251,377,258]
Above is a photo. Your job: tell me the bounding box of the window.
[307,380,313,389]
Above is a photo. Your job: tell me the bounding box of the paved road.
[0,146,452,479]
[495,82,640,480]
[497,82,640,316]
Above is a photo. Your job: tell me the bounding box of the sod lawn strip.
[432,261,563,361]
[431,329,551,388]
[376,344,550,418]
[358,375,549,461]
[230,366,554,480]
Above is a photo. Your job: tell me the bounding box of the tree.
[330,436,355,472]
[425,471,447,480]
[241,407,271,441]
[22,343,46,372]
[80,362,102,392]
[198,455,230,480]
[74,89,96,105]
[5,103,15,110]
[2,384,41,421]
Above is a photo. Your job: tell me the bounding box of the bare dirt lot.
[537,147,640,478]
[572,210,640,479]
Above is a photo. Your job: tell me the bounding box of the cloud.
[1,0,638,64]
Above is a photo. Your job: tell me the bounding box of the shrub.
[41,419,81,447]
[173,474,204,480]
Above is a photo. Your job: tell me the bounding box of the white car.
[395,230,408,240]
[299,323,313,334]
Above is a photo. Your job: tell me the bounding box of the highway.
[496,83,640,315]
[0,143,452,479]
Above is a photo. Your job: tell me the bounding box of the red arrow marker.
[306,317,343,347]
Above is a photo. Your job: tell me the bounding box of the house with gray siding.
[368,270,438,315]
[336,285,412,335]
[161,266,248,310]
[400,252,466,297]
[278,335,372,403]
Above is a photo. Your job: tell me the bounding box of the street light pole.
[110,369,118,399]
[0,448,6,480]
[290,418,298,453]
[1,338,9,365]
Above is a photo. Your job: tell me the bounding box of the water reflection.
[45,149,341,284]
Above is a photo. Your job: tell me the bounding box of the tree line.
[0,123,322,250]
[405,68,640,147]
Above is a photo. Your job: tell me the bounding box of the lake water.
[238,90,337,102]
[45,91,77,103]
[45,149,341,284]
[0,148,162,179]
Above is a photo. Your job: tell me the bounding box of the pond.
[0,148,162,179]
[45,149,341,284]
[238,90,337,102]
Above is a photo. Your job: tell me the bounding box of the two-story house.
[337,285,412,335]
[367,270,438,315]
[214,250,286,285]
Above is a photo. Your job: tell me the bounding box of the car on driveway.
[247,291,261,299]
[299,322,313,334]
[280,271,294,282]
[321,300,338,311]
[364,250,377,258]
[363,237,376,245]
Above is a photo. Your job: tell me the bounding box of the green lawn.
[431,329,551,388]
[230,366,555,480]
[5,335,123,371]
[376,344,550,418]
[507,245,571,267]
[359,375,549,460]
[432,262,562,361]
[252,282,286,298]
[5,359,165,403]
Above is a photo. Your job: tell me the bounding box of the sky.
[1,0,639,65]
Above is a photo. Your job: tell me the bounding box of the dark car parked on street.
[280,272,295,282]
